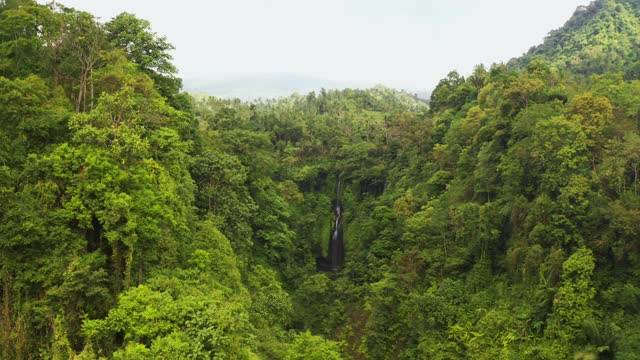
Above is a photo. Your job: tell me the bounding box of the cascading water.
[317,175,345,272]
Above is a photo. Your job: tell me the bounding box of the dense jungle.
[2,0,640,358]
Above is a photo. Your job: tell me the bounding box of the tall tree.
[105,12,181,98]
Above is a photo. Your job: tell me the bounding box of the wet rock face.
[317,176,344,272]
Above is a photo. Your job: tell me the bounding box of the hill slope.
[509,0,640,78]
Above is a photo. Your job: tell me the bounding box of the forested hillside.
[1,0,640,359]
[509,0,640,78]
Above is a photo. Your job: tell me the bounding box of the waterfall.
[318,175,345,272]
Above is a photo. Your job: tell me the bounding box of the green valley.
[1,0,640,359]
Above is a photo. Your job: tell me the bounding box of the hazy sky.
[56,0,590,91]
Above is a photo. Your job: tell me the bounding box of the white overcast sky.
[54,0,590,91]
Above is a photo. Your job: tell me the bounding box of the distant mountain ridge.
[183,73,433,103]
[188,0,640,102]
[183,74,363,101]
[509,0,640,78]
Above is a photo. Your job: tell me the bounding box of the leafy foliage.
[2,0,640,359]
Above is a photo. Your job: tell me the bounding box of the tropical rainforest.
[1,0,640,358]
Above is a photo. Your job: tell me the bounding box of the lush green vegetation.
[509,0,640,79]
[2,0,640,359]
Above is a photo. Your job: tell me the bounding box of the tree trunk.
[2,271,9,326]
[634,164,638,195]
[75,69,87,112]
[53,67,59,88]
[124,247,134,289]
[1,269,11,359]
[75,67,91,113]
[138,259,143,286]
[90,77,94,112]
[113,242,122,293]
